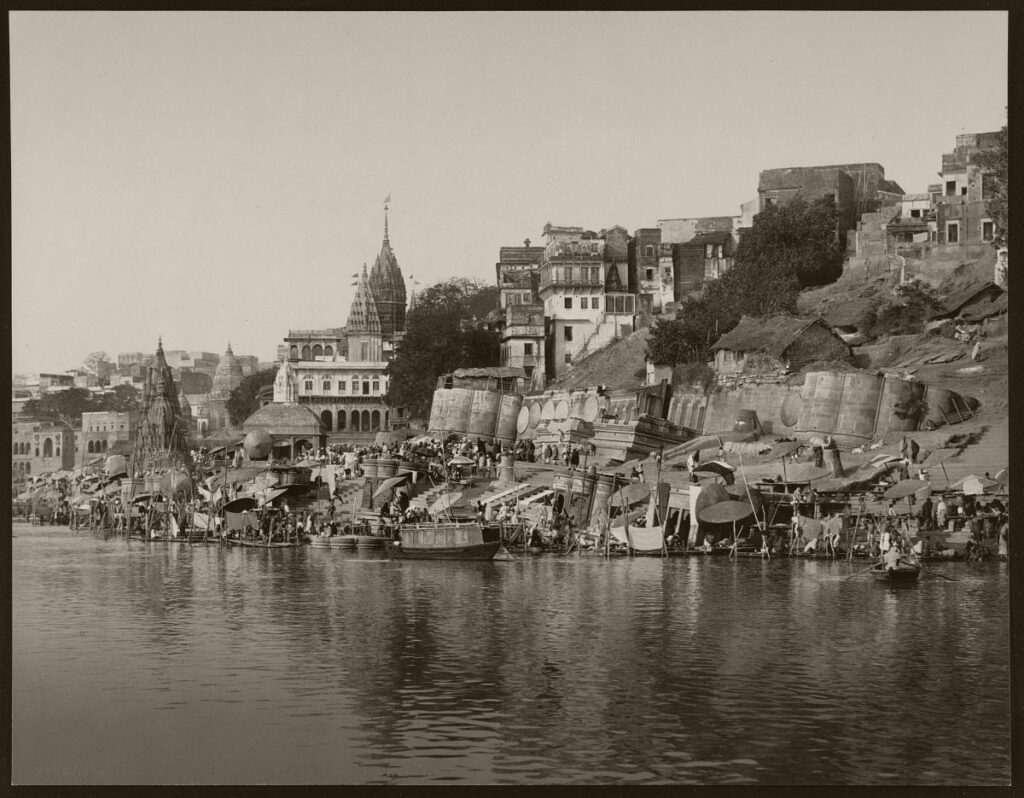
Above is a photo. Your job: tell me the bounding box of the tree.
[21,387,95,427]
[973,122,1007,248]
[732,195,845,290]
[82,351,111,375]
[96,384,141,413]
[226,367,278,427]
[386,278,501,418]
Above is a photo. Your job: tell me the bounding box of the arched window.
[289,345,298,360]
[361,410,370,431]
[43,438,53,457]
[371,378,380,394]
[371,410,380,430]
[20,442,26,454]
[337,410,346,430]
[320,410,333,432]
[301,345,312,360]
[102,440,108,451]
[87,441,94,453]
[351,411,360,431]
[25,463,30,474]
[313,344,323,358]
[324,346,333,357]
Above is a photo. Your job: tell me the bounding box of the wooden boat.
[386,521,501,561]
[236,538,298,548]
[871,561,921,583]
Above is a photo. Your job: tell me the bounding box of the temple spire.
[383,193,391,244]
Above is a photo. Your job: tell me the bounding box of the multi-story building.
[79,410,138,460]
[757,162,904,244]
[272,210,408,442]
[498,303,546,392]
[934,131,1000,249]
[496,239,545,309]
[631,228,673,313]
[536,223,638,381]
[12,419,75,480]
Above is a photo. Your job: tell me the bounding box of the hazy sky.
[11,11,1007,374]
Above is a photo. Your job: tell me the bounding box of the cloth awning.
[223,496,259,513]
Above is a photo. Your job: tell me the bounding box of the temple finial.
[383,193,391,243]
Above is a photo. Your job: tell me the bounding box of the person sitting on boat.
[883,542,902,571]
[700,536,714,553]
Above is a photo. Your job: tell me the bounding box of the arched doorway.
[337,410,346,430]
[324,346,333,357]
[87,441,94,453]
[43,438,53,457]
[320,410,333,432]
[361,410,370,431]
[289,345,298,360]
[351,411,360,431]
[301,345,311,360]
[371,410,380,430]
[313,344,323,358]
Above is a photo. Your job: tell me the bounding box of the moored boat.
[386,521,501,560]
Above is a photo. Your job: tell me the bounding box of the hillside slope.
[550,328,650,391]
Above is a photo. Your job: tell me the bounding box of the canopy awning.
[223,496,259,513]
[520,489,553,505]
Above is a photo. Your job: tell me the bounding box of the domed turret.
[211,343,244,400]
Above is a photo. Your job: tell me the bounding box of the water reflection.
[11,524,1010,785]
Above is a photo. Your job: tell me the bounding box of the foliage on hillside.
[386,278,500,418]
[648,196,844,368]
[972,122,1007,248]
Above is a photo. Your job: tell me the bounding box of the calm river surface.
[12,522,1010,785]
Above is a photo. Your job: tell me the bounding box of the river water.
[11,523,1011,785]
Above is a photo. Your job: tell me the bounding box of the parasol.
[884,479,930,500]
[994,467,1008,485]
[698,500,755,524]
[448,455,475,466]
[919,448,960,468]
[223,496,259,513]
[951,474,1002,496]
[373,473,412,499]
[611,482,652,507]
[694,460,736,479]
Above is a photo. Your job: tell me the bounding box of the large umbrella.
[610,481,652,507]
[223,496,259,513]
[373,473,412,499]
[920,448,960,468]
[994,467,1008,485]
[694,460,736,479]
[884,479,930,500]
[448,455,475,466]
[764,441,805,461]
[951,474,1002,496]
[698,500,755,525]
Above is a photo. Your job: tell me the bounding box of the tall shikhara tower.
[367,204,407,340]
[133,338,190,468]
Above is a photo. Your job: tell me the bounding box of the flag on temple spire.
[383,193,391,205]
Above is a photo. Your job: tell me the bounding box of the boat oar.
[920,564,958,582]
[845,561,880,579]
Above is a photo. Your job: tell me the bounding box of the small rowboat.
[871,561,921,583]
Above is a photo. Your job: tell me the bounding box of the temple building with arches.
[205,343,245,433]
[271,208,408,444]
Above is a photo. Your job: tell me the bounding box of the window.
[705,244,714,259]
[590,243,598,253]
[564,267,573,282]
[982,221,994,242]
[946,222,959,244]
[764,198,776,207]
[301,345,311,360]
[324,346,333,357]
[362,380,370,395]
[645,268,654,281]
[524,343,533,356]
[961,187,967,196]
[313,344,323,358]
[304,379,314,391]
[592,297,599,310]
[372,378,380,394]
[580,297,588,309]
[910,209,921,218]
[565,353,572,363]
[564,326,573,341]
[322,381,331,394]
[645,245,654,257]
[339,380,346,394]
[564,297,572,309]
[946,180,957,197]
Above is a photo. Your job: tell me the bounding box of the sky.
[10,11,1007,375]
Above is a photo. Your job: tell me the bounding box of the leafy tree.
[865,280,943,339]
[226,367,278,426]
[82,350,111,375]
[97,384,140,413]
[22,387,95,427]
[972,122,1007,248]
[386,278,501,418]
[732,195,845,289]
